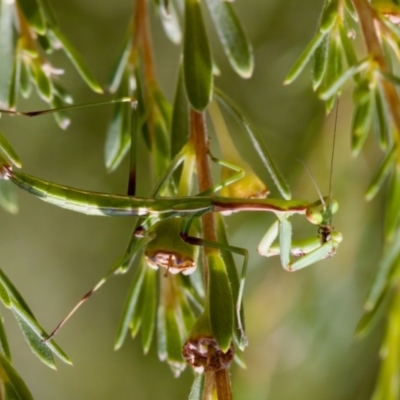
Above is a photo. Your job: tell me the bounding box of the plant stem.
[352,0,400,143]
[214,369,233,400]
[190,109,218,246]
[190,109,233,400]
[133,0,156,86]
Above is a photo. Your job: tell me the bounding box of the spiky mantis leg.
[258,197,343,271]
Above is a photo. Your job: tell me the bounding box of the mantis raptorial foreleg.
[258,197,343,271]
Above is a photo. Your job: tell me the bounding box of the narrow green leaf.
[171,65,190,158]
[319,0,339,33]
[49,94,71,130]
[319,59,369,100]
[215,215,239,306]
[152,110,171,180]
[205,0,253,78]
[50,28,103,94]
[351,92,373,156]
[114,261,146,350]
[215,89,291,199]
[30,61,53,102]
[312,34,330,91]
[371,291,400,400]
[104,103,131,172]
[134,68,151,150]
[130,271,147,338]
[0,180,18,214]
[325,95,336,114]
[0,129,22,168]
[141,268,157,354]
[19,59,32,99]
[0,1,16,107]
[11,306,56,369]
[152,85,172,131]
[157,304,167,361]
[338,23,358,69]
[0,352,34,400]
[0,269,71,365]
[52,82,73,104]
[0,311,11,361]
[183,0,213,111]
[178,288,196,334]
[366,146,397,201]
[38,0,58,26]
[156,0,182,44]
[0,280,10,308]
[165,306,186,377]
[0,269,33,316]
[207,253,234,353]
[8,54,19,110]
[4,383,20,399]
[344,0,358,21]
[385,164,400,240]
[356,285,391,338]
[284,31,326,85]
[104,75,132,172]
[181,273,204,312]
[365,228,400,310]
[107,31,132,94]
[11,298,71,365]
[374,84,391,150]
[188,373,205,400]
[16,0,46,35]
[325,35,344,95]
[215,213,245,347]
[381,36,394,77]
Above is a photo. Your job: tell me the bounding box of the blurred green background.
[0,0,385,399]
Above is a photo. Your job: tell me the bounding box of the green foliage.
[1,0,400,399]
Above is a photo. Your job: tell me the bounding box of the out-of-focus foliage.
[0,0,393,399]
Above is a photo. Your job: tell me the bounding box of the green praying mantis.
[0,98,342,348]
[0,160,342,343]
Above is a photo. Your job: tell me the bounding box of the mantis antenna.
[329,99,339,223]
[297,98,339,213]
[296,158,326,210]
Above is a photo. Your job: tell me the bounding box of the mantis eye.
[305,197,339,225]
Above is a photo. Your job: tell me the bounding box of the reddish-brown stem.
[133,0,156,85]
[352,0,400,140]
[190,109,218,246]
[215,369,233,400]
[190,109,233,400]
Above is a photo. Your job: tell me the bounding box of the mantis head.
[305,196,339,226]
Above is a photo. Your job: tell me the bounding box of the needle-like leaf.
[183,0,213,111]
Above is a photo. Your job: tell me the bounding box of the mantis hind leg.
[197,153,245,196]
[44,230,155,342]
